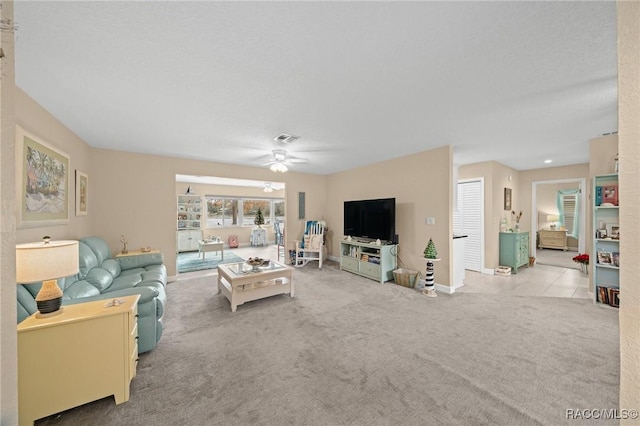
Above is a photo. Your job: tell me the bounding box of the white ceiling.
[14,1,618,175]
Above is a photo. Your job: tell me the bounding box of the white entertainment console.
[339,239,398,284]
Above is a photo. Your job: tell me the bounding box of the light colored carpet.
[176,250,244,273]
[36,263,619,425]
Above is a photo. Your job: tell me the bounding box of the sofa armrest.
[117,252,164,271]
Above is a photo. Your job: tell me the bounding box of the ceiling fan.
[262,149,308,172]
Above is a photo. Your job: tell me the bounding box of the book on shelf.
[608,288,620,308]
[597,286,609,304]
[602,184,619,206]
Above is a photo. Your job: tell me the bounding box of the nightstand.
[18,295,140,425]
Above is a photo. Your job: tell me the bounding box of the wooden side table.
[18,295,140,425]
[115,248,160,258]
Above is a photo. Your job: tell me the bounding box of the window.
[205,196,283,228]
[206,198,238,228]
[243,199,271,226]
[562,194,576,234]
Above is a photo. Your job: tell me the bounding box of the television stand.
[340,239,398,284]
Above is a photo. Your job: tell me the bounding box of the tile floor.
[457,263,591,299]
[175,245,591,300]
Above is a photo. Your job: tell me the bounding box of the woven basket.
[393,269,420,288]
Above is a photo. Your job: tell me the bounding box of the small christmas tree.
[423,238,438,259]
[254,207,265,227]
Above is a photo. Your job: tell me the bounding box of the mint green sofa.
[17,236,167,354]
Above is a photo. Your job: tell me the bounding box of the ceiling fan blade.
[287,158,308,164]
[261,160,277,166]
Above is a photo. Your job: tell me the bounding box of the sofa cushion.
[84,268,114,291]
[62,280,101,300]
[78,242,99,278]
[81,236,112,265]
[101,258,122,278]
[107,274,143,292]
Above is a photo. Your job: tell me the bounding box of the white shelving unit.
[339,239,397,284]
[592,173,619,307]
[177,194,202,252]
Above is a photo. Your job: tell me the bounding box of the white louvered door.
[456,180,483,272]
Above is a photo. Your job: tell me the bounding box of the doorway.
[454,178,484,273]
[531,178,586,267]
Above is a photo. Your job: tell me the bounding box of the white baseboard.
[483,268,495,275]
[435,283,455,294]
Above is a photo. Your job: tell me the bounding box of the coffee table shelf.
[217,261,293,312]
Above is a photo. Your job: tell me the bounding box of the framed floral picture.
[16,126,70,228]
[75,170,88,216]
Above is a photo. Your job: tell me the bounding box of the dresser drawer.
[360,262,381,278]
[341,256,358,272]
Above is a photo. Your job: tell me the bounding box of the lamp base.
[35,295,62,316]
[35,307,64,319]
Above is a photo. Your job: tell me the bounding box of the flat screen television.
[344,198,396,243]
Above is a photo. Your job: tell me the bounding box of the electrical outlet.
[426,217,435,225]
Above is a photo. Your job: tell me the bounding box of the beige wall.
[459,162,589,270]
[92,149,326,277]
[617,0,640,418]
[458,161,519,271]
[14,87,93,244]
[0,1,18,423]
[326,145,453,287]
[174,181,285,248]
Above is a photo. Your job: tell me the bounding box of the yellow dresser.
[18,295,139,425]
[538,229,568,250]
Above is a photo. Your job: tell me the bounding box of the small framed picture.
[606,223,620,239]
[608,288,620,308]
[597,251,613,264]
[596,229,607,239]
[612,252,620,267]
[504,188,512,211]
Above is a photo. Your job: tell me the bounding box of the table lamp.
[16,238,79,317]
[546,214,560,230]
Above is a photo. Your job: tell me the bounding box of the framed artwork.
[606,223,620,239]
[609,288,620,308]
[596,229,607,239]
[298,192,306,220]
[75,170,88,216]
[503,188,512,211]
[16,126,70,228]
[597,251,613,265]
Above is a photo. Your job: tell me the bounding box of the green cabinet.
[499,232,529,274]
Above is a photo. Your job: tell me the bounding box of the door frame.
[530,178,587,259]
[457,177,486,274]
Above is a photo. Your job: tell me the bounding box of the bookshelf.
[592,174,619,307]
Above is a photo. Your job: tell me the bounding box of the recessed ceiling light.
[544,159,552,164]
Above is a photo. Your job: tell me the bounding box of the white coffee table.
[217,261,293,312]
[199,240,224,260]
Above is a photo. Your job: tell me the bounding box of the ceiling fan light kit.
[270,162,288,173]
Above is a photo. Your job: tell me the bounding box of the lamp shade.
[546,214,560,222]
[16,240,79,283]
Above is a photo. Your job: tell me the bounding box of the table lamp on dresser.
[546,214,560,230]
[16,237,79,317]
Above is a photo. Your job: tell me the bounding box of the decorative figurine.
[120,235,128,254]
